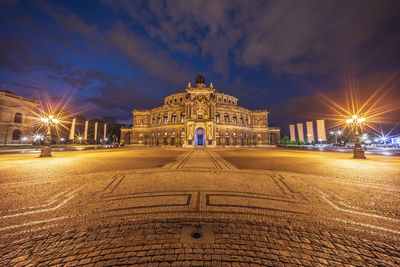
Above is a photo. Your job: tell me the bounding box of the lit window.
[181,113,185,122]
[172,114,177,123]
[224,114,229,123]
[215,113,220,123]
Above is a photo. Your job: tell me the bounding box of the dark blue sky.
[1,0,399,131]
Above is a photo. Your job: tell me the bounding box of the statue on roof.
[195,75,205,84]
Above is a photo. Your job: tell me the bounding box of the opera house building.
[121,76,280,147]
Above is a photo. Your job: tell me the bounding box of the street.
[0,147,399,266]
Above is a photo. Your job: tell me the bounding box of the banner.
[84,120,88,140]
[69,118,76,140]
[297,123,304,142]
[289,124,296,142]
[316,120,327,141]
[306,121,314,141]
[94,122,98,142]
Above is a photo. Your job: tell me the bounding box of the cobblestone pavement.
[0,147,399,266]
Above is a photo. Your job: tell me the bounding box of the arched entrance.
[194,127,206,146]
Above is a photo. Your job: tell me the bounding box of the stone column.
[69,118,76,140]
[94,122,98,143]
[84,120,88,140]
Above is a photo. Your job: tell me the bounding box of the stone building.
[0,91,38,145]
[121,76,280,147]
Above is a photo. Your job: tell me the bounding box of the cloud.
[105,0,400,78]
[105,22,193,85]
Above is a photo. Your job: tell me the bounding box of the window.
[240,116,243,124]
[232,115,237,124]
[180,97,183,101]
[215,113,220,123]
[181,131,185,136]
[171,114,177,123]
[224,99,227,103]
[224,114,229,123]
[12,129,21,140]
[170,99,172,104]
[164,115,168,123]
[218,98,221,102]
[157,116,161,124]
[14,113,22,123]
[180,113,185,123]
[228,99,231,103]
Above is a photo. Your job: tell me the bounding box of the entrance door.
[194,127,206,146]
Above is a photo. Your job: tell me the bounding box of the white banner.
[306,121,314,141]
[297,123,304,142]
[94,122,98,141]
[84,120,88,140]
[316,120,327,141]
[69,118,76,140]
[289,124,296,142]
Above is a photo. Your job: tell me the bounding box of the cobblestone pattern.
[1,219,399,267]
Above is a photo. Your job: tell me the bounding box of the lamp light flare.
[317,74,400,135]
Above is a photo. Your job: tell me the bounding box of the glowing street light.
[39,114,59,157]
[329,129,343,143]
[346,114,366,159]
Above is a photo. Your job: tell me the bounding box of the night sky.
[1,0,399,132]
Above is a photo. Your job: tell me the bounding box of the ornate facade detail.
[121,77,280,147]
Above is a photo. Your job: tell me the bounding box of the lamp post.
[346,115,366,159]
[39,115,59,157]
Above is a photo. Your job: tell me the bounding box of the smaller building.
[0,91,39,145]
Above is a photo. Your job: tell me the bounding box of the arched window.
[12,129,21,140]
[157,116,161,124]
[240,116,243,124]
[232,115,237,124]
[180,113,185,123]
[164,115,168,123]
[14,113,22,123]
[224,114,229,123]
[215,113,220,123]
[171,114,177,123]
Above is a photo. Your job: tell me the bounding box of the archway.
[194,127,206,146]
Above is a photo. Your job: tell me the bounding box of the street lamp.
[39,115,59,157]
[346,114,366,159]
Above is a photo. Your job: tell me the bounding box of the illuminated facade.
[0,91,38,145]
[121,76,280,147]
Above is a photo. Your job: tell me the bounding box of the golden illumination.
[317,74,400,135]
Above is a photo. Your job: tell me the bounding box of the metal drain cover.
[180,225,214,243]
